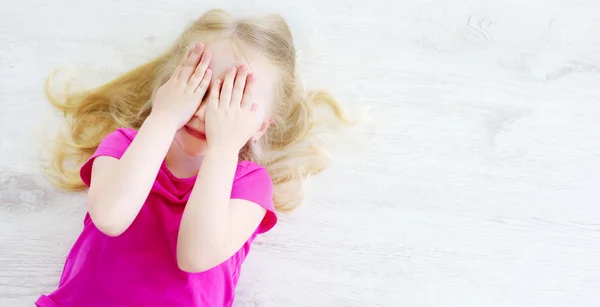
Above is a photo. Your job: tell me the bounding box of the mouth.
[184,125,206,140]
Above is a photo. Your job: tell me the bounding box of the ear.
[251,118,273,142]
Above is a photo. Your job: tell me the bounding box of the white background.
[1,0,599,306]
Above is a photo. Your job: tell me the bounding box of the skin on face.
[166,39,278,177]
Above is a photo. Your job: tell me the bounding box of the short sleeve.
[79,128,136,187]
[230,162,277,234]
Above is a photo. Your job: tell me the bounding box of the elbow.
[176,250,220,273]
[177,261,210,274]
[94,221,127,237]
[177,255,213,273]
[91,214,127,237]
[177,260,212,274]
[88,200,128,237]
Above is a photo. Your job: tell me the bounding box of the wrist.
[145,112,179,135]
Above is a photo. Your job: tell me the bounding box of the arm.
[88,114,176,236]
[176,147,266,272]
[88,43,213,237]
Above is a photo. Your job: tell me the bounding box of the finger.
[208,79,221,109]
[180,43,205,82]
[230,65,248,108]
[194,69,212,95]
[241,73,256,109]
[219,67,236,108]
[172,48,193,79]
[188,51,212,92]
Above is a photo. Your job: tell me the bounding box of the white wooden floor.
[2,0,600,306]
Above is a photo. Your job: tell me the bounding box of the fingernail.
[195,42,203,50]
[239,64,246,72]
[230,67,236,73]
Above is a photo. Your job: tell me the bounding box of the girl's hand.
[205,65,262,153]
[151,43,212,131]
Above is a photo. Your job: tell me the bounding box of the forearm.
[88,114,176,234]
[177,147,238,269]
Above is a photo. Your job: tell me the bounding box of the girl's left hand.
[205,65,262,153]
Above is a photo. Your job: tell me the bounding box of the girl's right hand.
[151,42,213,130]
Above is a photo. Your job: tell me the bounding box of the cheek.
[258,108,270,125]
[253,92,275,118]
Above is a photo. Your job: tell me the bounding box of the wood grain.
[1,0,600,306]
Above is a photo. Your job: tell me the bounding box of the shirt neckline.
[160,160,197,183]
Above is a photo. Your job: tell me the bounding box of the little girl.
[37,9,350,307]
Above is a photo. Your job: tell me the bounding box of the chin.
[180,142,207,157]
[174,129,207,157]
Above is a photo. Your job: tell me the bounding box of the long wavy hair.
[44,9,352,211]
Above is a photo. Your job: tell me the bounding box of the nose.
[195,101,208,121]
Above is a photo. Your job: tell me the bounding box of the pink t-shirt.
[35,128,277,307]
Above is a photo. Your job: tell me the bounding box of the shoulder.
[95,127,139,158]
[92,127,139,160]
[231,161,277,234]
[100,128,138,148]
[233,161,273,192]
[79,128,138,187]
[235,161,271,180]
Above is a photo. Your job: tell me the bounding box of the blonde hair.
[45,9,352,211]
